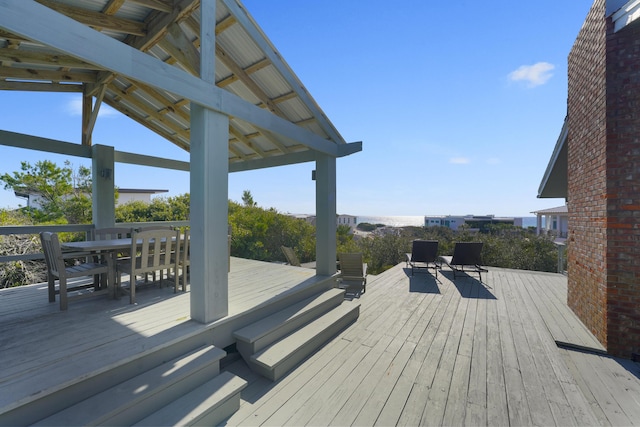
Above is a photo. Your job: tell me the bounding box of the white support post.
[315,154,337,276]
[190,0,230,323]
[91,144,115,229]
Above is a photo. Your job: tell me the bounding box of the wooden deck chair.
[40,232,113,310]
[91,227,133,282]
[338,253,367,294]
[405,240,439,277]
[281,245,301,266]
[172,227,189,292]
[116,228,179,304]
[439,242,488,282]
[92,227,132,240]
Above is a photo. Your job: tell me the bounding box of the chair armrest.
[60,250,93,259]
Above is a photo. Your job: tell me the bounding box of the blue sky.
[0,0,592,217]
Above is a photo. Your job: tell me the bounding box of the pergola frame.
[0,0,361,323]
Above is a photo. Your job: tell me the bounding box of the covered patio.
[0,0,361,323]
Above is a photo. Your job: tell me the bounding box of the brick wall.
[604,10,640,358]
[567,0,608,348]
[567,0,640,358]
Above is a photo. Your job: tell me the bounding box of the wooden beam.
[0,67,97,83]
[229,150,316,172]
[130,0,173,13]
[103,98,191,151]
[0,129,190,171]
[82,83,107,146]
[221,0,346,145]
[0,1,341,156]
[0,80,82,92]
[128,0,199,51]
[160,22,200,75]
[0,130,92,158]
[0,47,102,70]
[35,0,146,36]
[215,44,283,115]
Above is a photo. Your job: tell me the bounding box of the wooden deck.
[0,257,330,421]
[2,259,639,426]
[222,264,640,426]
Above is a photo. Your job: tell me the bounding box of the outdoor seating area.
[406,239,440,277]
[40,231,114,310]
[337,252,367,294]
[1,259,639,425]
[40,226,191,309]
[439,242,488,282]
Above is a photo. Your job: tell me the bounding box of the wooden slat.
[5,263,639,425]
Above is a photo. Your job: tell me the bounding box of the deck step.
[234,288,346,360]
[133,371,247,427]
[249,300,360,381]
[34,345,226,427]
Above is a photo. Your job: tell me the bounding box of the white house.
[531,205,568,240]
[116,189,168,206]
[14,188,168,209]
[337,214,357,231]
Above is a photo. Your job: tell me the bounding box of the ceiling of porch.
[0,0,348,167]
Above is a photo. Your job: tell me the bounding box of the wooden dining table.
[62,238,133,298]
[61,236,180,298]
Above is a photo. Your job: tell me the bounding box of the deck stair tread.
[133,371,247,427]
[234,288,346,358]
[248,299,360,381]
[34,345,226,427]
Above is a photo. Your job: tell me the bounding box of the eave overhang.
[538,117,568,199]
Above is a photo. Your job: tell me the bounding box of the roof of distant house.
[531,205,568,215]
[118,189,168,194]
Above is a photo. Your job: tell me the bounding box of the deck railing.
[0,221,189,264]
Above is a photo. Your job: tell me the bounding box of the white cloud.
[65,97,119,118]
[508,62,555,87]
[449,157,471,165]
[487,157,501,165]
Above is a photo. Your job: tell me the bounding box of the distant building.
[424,214,523,231]
[14,187,168,208]
[116,188,168,206]
[337,214,357,231]
[531,205,568,240]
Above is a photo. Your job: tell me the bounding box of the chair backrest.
[338,253,365,279]
[130,228,179,274]
[179,227,190,266]
[411,240,438,262]
[93,227,132,240]
[139,225,174,231]
[281,246,301,266]
[451,242,483,266]
[40,231,64,279]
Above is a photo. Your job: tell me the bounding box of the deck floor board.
[3,261,640,425]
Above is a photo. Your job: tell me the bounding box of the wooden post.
[315,153,337,276]
[190,0,230,323]
[91,144,115,229]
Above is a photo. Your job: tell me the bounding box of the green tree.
[241,190,256,207]
[0,160,94,224]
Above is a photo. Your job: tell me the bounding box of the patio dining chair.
[40,232,114,310]
[281,246,301,267]
[439,242,488,282]
[405,239,439,278]
[92,226,133,240]
[116,228,179,304]
[338,252,367,294]
[171,227,189,292]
